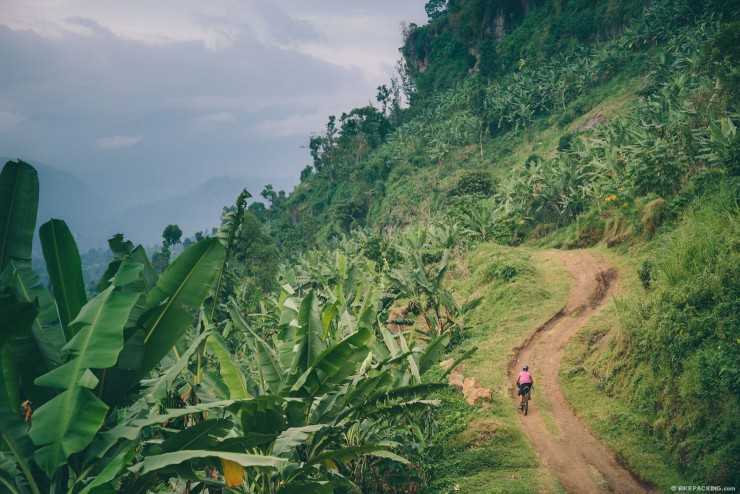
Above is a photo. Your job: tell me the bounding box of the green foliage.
[613,182,740,485]
[700,21,740,105]
[636,259,657,289]
[445,169,494,197]
[0,160,38,271]
[4,1,737,490]
[483,262,518,283]
[0,160,465,493]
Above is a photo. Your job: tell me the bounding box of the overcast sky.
[0,0,427,208]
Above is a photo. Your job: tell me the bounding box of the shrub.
[531,223,558,240]
[640,197,668,237]
[483,260,519,283]
[637,259,657,289]
[572,209,605,247]
[446,169,494,197]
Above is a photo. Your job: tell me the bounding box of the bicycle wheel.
[523,392,529,415]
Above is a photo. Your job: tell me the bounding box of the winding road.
[509,251,652,493]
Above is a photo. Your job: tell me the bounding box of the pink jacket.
[517,371,533,384]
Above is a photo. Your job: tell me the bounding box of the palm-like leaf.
[0,161,38,271]
[129,450,287,476]
[204,312,250,399]
[30,266,141,478]
[0,358,41,494]
[134,238,226,382]
[39,219,87,340]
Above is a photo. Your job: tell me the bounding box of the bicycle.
[519,384,531,415]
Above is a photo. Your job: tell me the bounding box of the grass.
[430,238,694,492]
[424,244,570,493]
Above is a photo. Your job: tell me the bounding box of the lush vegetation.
[2,0,739,491]
[251,0,739,489]
[0,160,476,493]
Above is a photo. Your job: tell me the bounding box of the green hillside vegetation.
[1,0,738,492]
[254,0,739,489]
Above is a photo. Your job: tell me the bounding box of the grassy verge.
[423,244,570,493]
[559,245,692,491]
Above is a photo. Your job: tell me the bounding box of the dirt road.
[509,251,652,493]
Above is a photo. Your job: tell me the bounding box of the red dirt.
[508,251,655,493]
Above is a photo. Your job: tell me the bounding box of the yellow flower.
[605,194,618,202]
[221,458,244,488]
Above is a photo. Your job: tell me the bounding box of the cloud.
[0,110,27,133]
[96,135,143,149]
[0,2,428,208]
[196,111,235,130]
[64,16,114,38]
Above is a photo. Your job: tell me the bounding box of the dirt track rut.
[509,251,653,494]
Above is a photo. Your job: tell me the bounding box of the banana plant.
[0,160,228,493]
[1,159,471,493]
[225,283,452,490]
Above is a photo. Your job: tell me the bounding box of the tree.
[425,0,448,20]
[162,223,182,248]
[300,164,313,182]
[152,224,183,272]
[377,84,392,116]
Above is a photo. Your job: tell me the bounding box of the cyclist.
[517,365,533,405]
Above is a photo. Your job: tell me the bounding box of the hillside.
[1,1,738,492]
[263,0,738,254]
[250,0,739,490]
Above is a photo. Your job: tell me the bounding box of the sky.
[0,0,428,208]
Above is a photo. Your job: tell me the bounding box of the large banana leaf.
[204,319,250,400]
[29,385,109,478]
[229,303,283,394]
[3,263,65,405]
[29,270,140,478]
[134,238,225,382]
[34,284,139,390]
[128,450,287,476]
[0,161,38,271]
[39,219,87,340]
[0,352,41,494]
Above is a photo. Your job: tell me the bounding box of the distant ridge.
[1,157,292,251]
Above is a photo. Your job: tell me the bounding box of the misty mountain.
[1,157,117,251]
[2,157,293,251]
[110,175,293,248]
